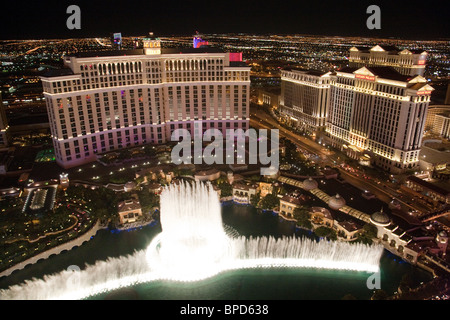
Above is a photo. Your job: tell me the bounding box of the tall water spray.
[0,181,384,300]
[145,182,234,281]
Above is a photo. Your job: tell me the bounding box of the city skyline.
[1,0,449,40]
[0,2,449,302]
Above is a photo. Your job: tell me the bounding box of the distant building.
[110,32,122,50]
[418,140,450,174]
[193,32,209,48]
[117,198,142,224]
[280,68,331,132]
[348,45,427,76]
[425,105,450,139]
[257,88,280,110]
[433,114,450,139]
[405,175,450,204]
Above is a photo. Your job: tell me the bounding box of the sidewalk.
[0,221,101,278]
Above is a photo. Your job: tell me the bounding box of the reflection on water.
[0,202,432,300]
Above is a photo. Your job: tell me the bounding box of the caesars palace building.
[40,36,250,169]
[280,45,433,174]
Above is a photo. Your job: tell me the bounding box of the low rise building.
[405,175,450,204]
[310,207,333,228]
[117,197,142,224]
[279,194,302,218]
[334,220,362,241]
[232,182,258,204]
[257,88,281,110]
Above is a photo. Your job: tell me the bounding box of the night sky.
[1,0,449,40]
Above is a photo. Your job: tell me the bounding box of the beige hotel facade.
[325,66,433,173]
[41,37,250,169]
[279,45,433,173]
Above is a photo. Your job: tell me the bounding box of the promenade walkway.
[278,176,371,223]
[0,221,101,278]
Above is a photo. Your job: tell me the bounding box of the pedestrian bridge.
[277,176,371,223]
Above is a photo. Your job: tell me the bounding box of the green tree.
[138,189,159,214]
[259,193,279,210]
[217,182,233,197]
[250,192,261,207]
[293,207,311,229]
[363,223,378,238]
[356,223,378,245]
[314,226,337,241]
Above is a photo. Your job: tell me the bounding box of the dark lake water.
[0,202,432,300]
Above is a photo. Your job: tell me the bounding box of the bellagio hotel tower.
[41,35,250,169]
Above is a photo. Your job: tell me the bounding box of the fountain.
[0,181,384,300]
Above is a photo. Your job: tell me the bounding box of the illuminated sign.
[193,36,208,48]
[229,52,243,62]
[355,74,375,81]
[418,60,426,65]
[417,90,432,95]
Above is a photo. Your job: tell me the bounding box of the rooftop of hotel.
[280,194,303,206]
[336,220,362,232]
[351,45,426,54]
[65,46,226,58]
[282,67,330,76]
[338,66,412,82]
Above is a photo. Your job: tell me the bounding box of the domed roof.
[125,181,136,188]
[328,193,346,210]
[303,177,318,190]
[370,208,390,226]
[124,181,137,191]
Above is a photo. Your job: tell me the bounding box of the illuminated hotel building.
[425,105,450,140]
[280,68,331,132]
[325,66,434,173]
[349,45,427,77]
[40,36,250,169]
